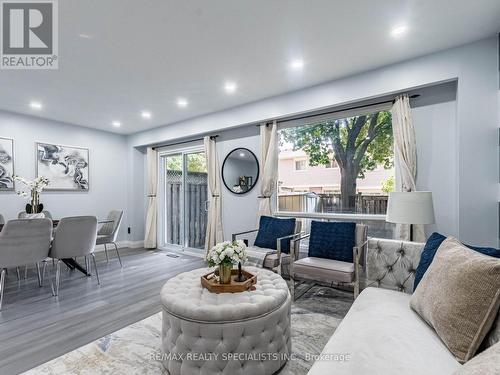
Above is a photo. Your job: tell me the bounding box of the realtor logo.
[1,0,58,69]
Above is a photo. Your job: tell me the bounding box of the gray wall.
[217,126,261,240]
[413,100,458,237]
[1,37,497,247]
[129,37,499,247]
[126,143,146,241]
[0,111,129,240]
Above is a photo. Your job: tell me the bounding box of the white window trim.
[275,210,387,222]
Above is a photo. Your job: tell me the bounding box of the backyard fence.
[278,192,388,215]
[277,192,393,239]
[166,170,208,249]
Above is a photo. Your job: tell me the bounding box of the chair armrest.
[231,229,259,242]
[289,233,310,261]
[276,232,305,259]
[353,239,369,268]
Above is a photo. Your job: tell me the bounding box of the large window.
[278,109,394,216]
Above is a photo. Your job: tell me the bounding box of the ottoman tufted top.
[160,266,289,323]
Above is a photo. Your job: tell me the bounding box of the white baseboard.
[94,240,144,252]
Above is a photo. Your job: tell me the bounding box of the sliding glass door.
[165,153,184,246]
[162,149,208,251]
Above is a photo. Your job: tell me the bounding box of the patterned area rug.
[24,285,353,375]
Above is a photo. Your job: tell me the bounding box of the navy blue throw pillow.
[414,232,500,290]
[254,216,296,253]
[308,221,356,262]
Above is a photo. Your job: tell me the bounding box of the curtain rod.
[259,94,420,126]
[151,135,218,150]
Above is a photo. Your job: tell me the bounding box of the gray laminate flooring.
[0,248,204,375]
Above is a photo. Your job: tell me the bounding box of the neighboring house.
[278,149,393,194]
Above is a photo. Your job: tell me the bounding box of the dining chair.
[49,216,98,296]
[18,212,46,219]
[0,214,4,225]
[17,212,51,278]
[96,210,124,267]
[0,218,52,310]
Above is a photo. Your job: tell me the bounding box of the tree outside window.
[281,110,393,212]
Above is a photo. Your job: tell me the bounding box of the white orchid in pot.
[206,240,248,284]
[14,175,50,214]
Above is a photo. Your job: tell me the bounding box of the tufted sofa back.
[363,238,424,294]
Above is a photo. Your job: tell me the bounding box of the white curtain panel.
[144,147,158,249]
[257,120,278,221]
[204,136,224,253]
[391,94,425,242]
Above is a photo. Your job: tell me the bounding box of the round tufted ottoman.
[160,266,291,375]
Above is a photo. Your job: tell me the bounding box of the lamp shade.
[386,191,435,225]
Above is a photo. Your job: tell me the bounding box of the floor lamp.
[386,191,435,241]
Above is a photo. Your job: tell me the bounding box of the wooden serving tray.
[201,269,257,293]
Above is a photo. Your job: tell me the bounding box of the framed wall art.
[36,142,89,191]
[0,137,14,191]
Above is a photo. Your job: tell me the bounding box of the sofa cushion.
[254,216,296,253]
[453,342,500,375]
[414,232,500,290]
[294,257,354,283]
[308,221,356,262]
[410,237,500,363]
[307,288,461,375]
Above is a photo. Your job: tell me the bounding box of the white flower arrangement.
[14,175,50,198]
[206,240,248,267]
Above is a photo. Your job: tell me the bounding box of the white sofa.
[307,287,461,375]
[307,238,498,375]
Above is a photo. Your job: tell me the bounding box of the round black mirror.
[222,148,259,194]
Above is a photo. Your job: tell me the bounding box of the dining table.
[0,218,113,276]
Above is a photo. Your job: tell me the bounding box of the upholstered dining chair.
[17,212,52,278]
[41,210,52,219]
[95,210,124,267]
[0,218,52,310]
[18,212,46,219]
[290,221,368,300]
[232,215,303,275]
[49,216,98,296]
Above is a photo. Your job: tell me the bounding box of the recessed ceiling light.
[391,25,408,38]
[224,81,237,94]
[177,98,188,108]
[112,121,121,128]
[289,59,304,71]
[141,111,152,119]
[239,152,246,157]
[78,33,92,39]
[29,101,42,110]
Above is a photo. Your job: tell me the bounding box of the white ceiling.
[1,0,499,135]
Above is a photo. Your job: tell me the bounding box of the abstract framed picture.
[36,142,89,191]
[0,137,14,191]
